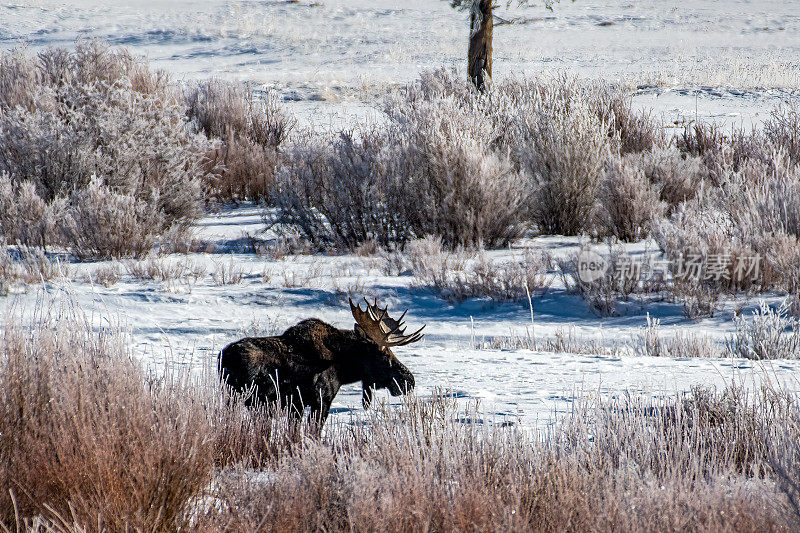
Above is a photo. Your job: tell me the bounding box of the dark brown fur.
[219,319,415,426]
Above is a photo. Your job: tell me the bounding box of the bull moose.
[219,298,424,427]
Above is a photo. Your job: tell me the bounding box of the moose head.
[349,298,424,408]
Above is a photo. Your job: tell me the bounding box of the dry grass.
[126,255,207,285]
[727,300,800,360]
[638,314,723,358]
[408,236,550,304]
[2,309,800,531]
[476,326,618,355]
[0,246,69,293]
[82,263,122,288]
[0,308,302,531]
[0,310,214,530]
[195,386,798,532]
[211,258,247,286]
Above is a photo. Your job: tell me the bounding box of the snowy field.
[2,0,800,428]
[1,0,799,130]
[2,207,799,429]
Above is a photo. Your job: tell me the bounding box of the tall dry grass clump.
[186,79,293,202]
[1,306,799,531]
[0,309,214,530]
[0,305,300,531]
[0,41,210,258]
[727,300,800,360]
[196,386,798,532]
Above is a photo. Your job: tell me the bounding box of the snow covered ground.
[2,207,799,429]
[1,0,798,130]
[2,0,800,428]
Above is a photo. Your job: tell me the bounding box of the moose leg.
[307,367,339,431]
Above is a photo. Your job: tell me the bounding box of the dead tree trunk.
[468,0,493,91]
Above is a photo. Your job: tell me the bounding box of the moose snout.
[389,366,415,396]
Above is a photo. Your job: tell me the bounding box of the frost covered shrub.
[277,84,528,250]
[388,71,663,237]
[589,86,667,154]
[654,155,800,299]
[482,76,613,235]
[276,129,406,249]
[519,95,611,235]
[185,79,293,202]
[558,249,642,317]
[0,47,39,111]
[630,148,707,210]
[595,157,666,241]
[0,42,209,258]
[676,123,732,183]
[654,192,751,298]
[765,103,800,164]
[727,301,800,360]
[676,121,794,185]
[383,88,528,248]
[0,174,65,249]
[61,178,168,259]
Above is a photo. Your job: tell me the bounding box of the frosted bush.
[521,98,611,235]
[61,177,167,259]
[590,87,666,154]
[276,129,404,249]
[596,157,666,241]
[0,42,210,258]
[0,47,39,110]
[729,158,800,240]
[384,89,527,248]
[652,154,800,313]
[0,175,63,249]
[277,80,528,250]
[405,235,469,288]
[630,148,707,210]
[480,76,613,236]
[558,248,642,317]
[727,301,800,360]
[764,103,800,165]
[406,236,549,304]
[185,80,293,202]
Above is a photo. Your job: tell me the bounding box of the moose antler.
[349,297,425,348]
